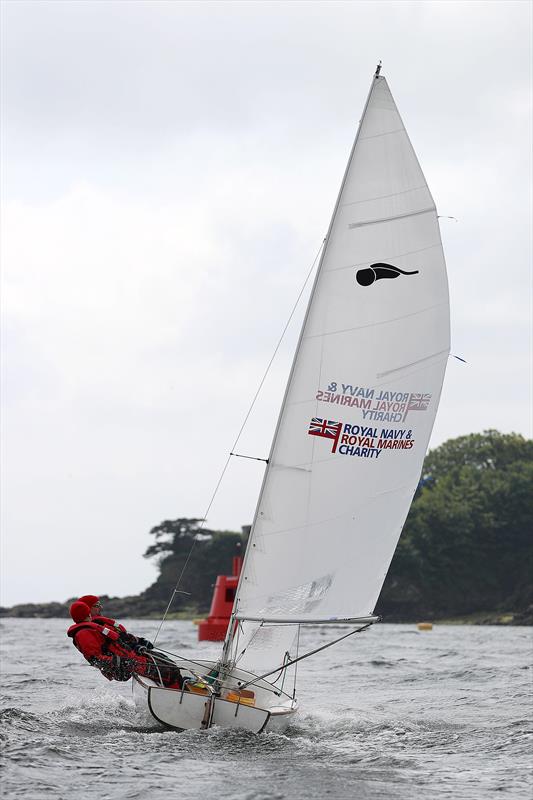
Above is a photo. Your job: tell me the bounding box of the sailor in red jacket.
[78,595,126,630]
[77,594,153,652]
[67,601,181,688]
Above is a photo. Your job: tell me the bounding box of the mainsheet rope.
[153,238,325,644]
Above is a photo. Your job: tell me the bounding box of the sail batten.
[376,349,449,378]
[341,184,430,207]
[225,72,450,674]
[347,207,435,229]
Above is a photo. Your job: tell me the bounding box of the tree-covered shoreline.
[3,431,532,625]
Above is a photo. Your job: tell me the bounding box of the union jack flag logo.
[407,393,431,411]
[308,417,342,453]
[402,392,432,421]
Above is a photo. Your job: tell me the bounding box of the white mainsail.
[225,72,450,674]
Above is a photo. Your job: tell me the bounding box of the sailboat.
[133,65,450,733]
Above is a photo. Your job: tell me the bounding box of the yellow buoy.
[417,622,433,631]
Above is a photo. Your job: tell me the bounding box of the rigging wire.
[149,646,209,671]
[239,621,375,691]
[234,620,264,664]
[143,650,164,686]
[292,624,301,700]
[153,238,325,644]
[279,651,290,695]
[148,645,290,697]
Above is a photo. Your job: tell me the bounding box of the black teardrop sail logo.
[356,263,419,287]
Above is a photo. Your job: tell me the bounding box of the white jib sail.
[227,72,450,674]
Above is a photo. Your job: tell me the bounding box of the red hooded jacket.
[68,619,182,688]
[68,620,139,681]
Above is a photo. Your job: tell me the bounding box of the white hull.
[132,658,297,734]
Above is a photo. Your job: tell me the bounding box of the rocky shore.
[1,597,531,626]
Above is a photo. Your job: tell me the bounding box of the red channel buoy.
[197,556,243,641]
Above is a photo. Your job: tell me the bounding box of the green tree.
[144,518,214,559]
[377,431,533,619]
[142,517,243,612]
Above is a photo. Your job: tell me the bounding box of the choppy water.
[1,619,531,799]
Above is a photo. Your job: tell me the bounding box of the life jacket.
[90,617,137,650]
[91,615,126,634]
[67,620,122,655]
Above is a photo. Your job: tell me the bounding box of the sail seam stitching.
[303,301,447,339]
[251,488,413,539]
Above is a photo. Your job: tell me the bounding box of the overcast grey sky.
[1,0,531,607]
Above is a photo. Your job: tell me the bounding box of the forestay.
[226,73,450,675]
